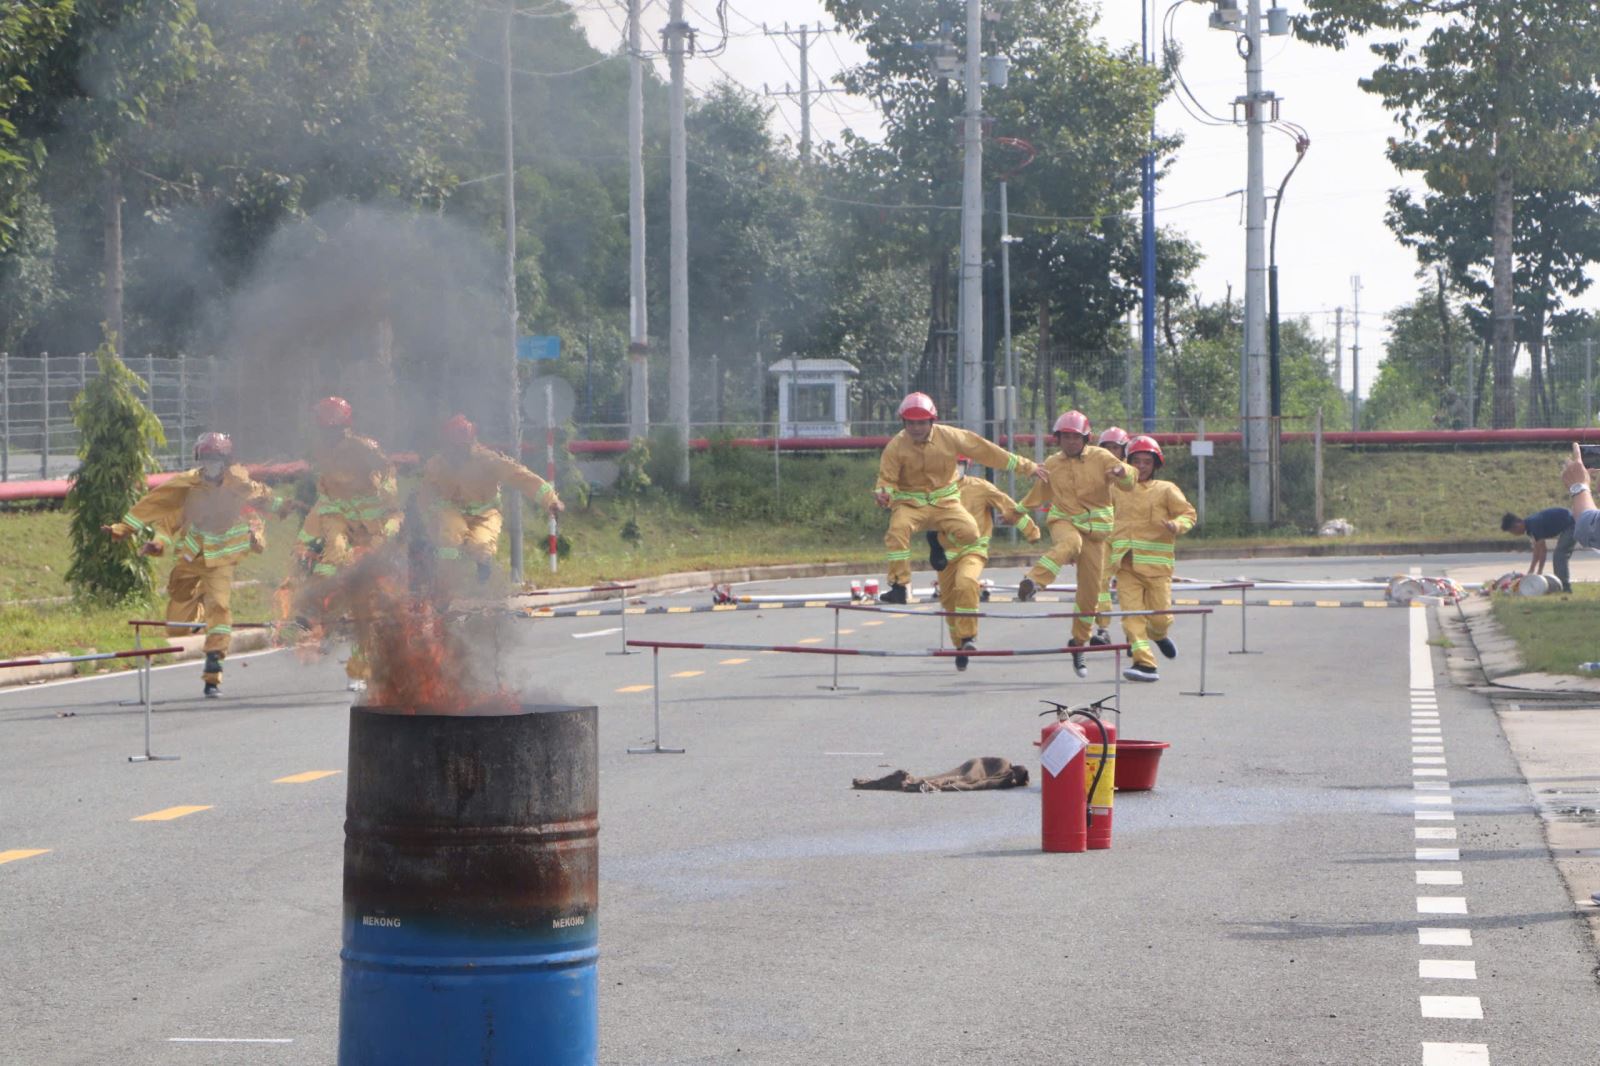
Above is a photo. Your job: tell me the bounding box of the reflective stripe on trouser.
[165,560,235,681]
[306,511,390,572]
[433,507,503,564]
[938,552,986,643]
[883,498,980,587]
[1095,539,1114,627]
[1026,520,1105,642]
[1116,562,1172,669]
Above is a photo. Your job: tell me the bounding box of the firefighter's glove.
[139,540,164,557]
[381,516,403,538]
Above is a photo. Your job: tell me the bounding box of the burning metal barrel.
[338,703,599,1065]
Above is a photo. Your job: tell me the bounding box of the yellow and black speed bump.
[519,595,1412,621]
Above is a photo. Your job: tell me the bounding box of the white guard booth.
[769,357,858,438]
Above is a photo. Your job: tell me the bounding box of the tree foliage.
[65,343,167,603]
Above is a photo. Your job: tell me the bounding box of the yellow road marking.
[1174,599,1198,605]
[797,637,823,644]
[0,849,50,865]
[670,670,704,678]
[667,606,692,613]
[861,620,884,627]
[1268,599,1293,607]
[1362,601,1388,607]
[132,805,212,822]
[273,770,341,785]
[719,657,749,665]
[712,604,737,611]
[576,610,598,617]
[1220,598,1241,606]
[625,607,645,615]
[803,600,828,608]
[1315,600,1341,607]
[837,628,855,635]
[615,684,653,693]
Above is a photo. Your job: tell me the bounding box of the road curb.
[0,627,275,691]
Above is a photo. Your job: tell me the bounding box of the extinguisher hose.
[1070,708,1112,831]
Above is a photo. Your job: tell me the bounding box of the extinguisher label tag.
[1040,729,1087,777]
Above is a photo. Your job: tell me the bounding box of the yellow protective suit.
[936,477,1040,643]
[876,424,1037,588]
[1019,445,1135,642]
[110,466,274,685]
[301,431,401,577]
[419,443,561,566]
[1110,478,1197,668]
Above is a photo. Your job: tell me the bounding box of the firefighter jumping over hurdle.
[1016,410,1135,678]
[1110,435,1196,682]
[928,456,1042,671]
[874,391,1046,605]
[104,432,274,698]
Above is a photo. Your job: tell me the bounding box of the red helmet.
[1097,426,1130,448]
[1052,410,1091,438]
[194,432,233,460]
[315,396,352,429]
[442,414,477,446]
[897,392,938,421]
[1126,435,1164,468]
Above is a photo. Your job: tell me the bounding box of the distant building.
[769,358,858,438]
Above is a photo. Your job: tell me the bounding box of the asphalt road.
[1,553,1596,1066]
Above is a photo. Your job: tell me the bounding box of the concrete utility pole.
[1242,0,1270,525]
[1140,0,1158,432]
[667,0,691,485]
[764,25,838,164]
[501,0,523,580]
[959,0,985,434]
[1350,274,1362,431]
[1333,305,1343,407]
[627,0,649,440]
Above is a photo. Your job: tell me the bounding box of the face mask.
[201,459,226,480]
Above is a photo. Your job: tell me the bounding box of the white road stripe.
[1418,896,1469,915]
[1414,795,1454,806]
[1414,811,1456,821]
[823,752,885,756]
[1419,996,1483,1019]
[1414,781,1451,791]
[1421,1044,1490,1066]
[1420,959,1477,980]
[572,628,623,639]
[167,1037,294,1044]
[1419,928,1472,947]
[1414,756,1448,764]
[1415,827,1458,840]
[1417,848,1461,861]
[1417,871,1464,885]
[1410,601,1433,688]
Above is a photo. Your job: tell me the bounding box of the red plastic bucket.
[1114,740,1170,791]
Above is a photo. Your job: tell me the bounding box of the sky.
[570,0,1592,397]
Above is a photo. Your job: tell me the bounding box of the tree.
[1363,276,1476,430]
[65,344,167,603]
[0,0,74,253]
[1299,1,1600,427]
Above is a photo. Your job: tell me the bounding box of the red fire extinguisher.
[1037,706,1088,853]
[1038,697,1118,853]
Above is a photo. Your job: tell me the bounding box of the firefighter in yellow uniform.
[932,460,1041,670]
[419,414,564,584]
[1091,426,1131,645]
[294,396,401,691]
[105,433,273,698]
[1112,435,1197,683]
[1017,410,1135,677]
[875,391,1046,604]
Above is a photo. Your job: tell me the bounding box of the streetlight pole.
[959,0,985,434]
[667,0,691,485]
[501,0,523,580]
[1140,0,1158,433]
[627,0,649,441]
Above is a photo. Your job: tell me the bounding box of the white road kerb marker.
[1422,1042,1491,1065]
[1419,928,1472,947]
[1420,995,1483,1019]
[1420,959,1478,980]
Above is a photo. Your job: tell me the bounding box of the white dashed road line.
[1409,597,1490,1065]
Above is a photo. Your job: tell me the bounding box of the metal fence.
[0,353,220,481]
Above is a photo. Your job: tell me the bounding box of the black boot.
[1017,577,1037,602]
[1156,637,1178,660]
[879,582,908,605]
[477,560,493,584]
[925,530,948,572]
[1089,628,1110,647]
[203,652,223,698]
[1069,641,1088,679]
[955,638,974,672]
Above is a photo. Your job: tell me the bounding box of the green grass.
[0,443,1584,664]
[1489,584,1600,676]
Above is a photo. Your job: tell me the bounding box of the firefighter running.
[103,433,274,698]
[874,392,1046,605]
[418,414,564,587]
[930,457,1041,670]
[1111,436,1197,682]
[293,396,402,691]
[1017,410,1135,677]
[1091,426,1130,645]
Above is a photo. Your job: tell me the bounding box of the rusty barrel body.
[338,704,599,1065]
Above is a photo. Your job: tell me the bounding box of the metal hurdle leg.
[608,587,636,656]
[128,646,179,763]
[1114,647,1122,712]
[117,625,146,707]
[627,647,685,754]
[1230,586,1260,655]
[818,606,859,692]
[1182,612,1223,697]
